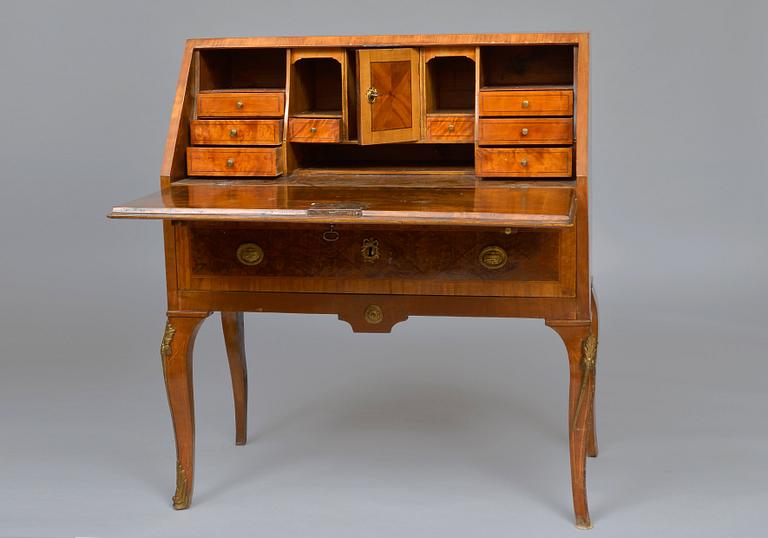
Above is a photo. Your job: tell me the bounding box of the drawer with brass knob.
[190,120,282,146]
[478,89,573,117]
[186,147,283,177]
[177,224,575,298]
[196,90,285,118]
[478,118,573,145]
[475,147,572,178]
[288,118,341,143]
[425,115,474,142]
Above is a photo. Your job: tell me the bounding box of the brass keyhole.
[361,238,380,263]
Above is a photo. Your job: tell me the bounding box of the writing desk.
[110,33,599,528]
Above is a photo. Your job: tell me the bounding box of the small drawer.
[476,147,572,178]
[425,115,474,142]
[479,90,573,117]
[186,147,283,177]
[190,120,282,146]
[288,118,341,143]
[197,91,285,118]
[478,118,573,145]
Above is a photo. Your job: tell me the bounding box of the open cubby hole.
[426,56,475,115]
[291,143,475,172]
[289,58,343,117]
[198,48,287,91]
[480,45,574,88]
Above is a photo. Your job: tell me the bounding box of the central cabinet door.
[357,48,421,145]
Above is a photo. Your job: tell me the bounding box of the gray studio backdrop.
[1,1,766,537]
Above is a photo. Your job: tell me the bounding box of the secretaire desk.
[109,33,600,529]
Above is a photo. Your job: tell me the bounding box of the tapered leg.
[546,320,597,529]
[587,287,599,458]
[161,311,210,510]
[221,311,248,445]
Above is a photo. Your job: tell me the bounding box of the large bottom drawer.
[176,224,576,298]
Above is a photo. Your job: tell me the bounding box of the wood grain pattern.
[479,89,573,117]
[190,120,282,145]
[288,117,341,142]
[197,91,285,118]
[478,118,573,145]
[221,312,247,445]
[426,115,474,142]
[476,147,573,177]
[186,147,283,177]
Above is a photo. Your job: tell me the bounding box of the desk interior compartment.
[479,45,574,88]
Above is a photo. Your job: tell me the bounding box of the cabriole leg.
[546,320,597,529]
[160,311,210,510]
[221,311,248,445]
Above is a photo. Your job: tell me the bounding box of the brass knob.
[447,124,455,132]
[521,128,529,136]
[364,305,383,324]
[521,99,529,108]
[310,127,317,133]
[235,101,244,109]
[226,158,235,168]
[229,128,238,137]
[366,87,379,104]
[236,243,264,266]
[520,158,528,167]
[479,246,508,270]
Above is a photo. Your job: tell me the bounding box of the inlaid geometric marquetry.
[370,60,412,131]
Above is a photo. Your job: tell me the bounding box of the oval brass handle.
[366,87,379,104]
[521,128,529,136]
[521,99,530,108]
[309,127,317,134]
[520,158,528,167]
[447,124,455,132]
[236,243,264,266]
[229,128,238,137]
[479,246,508,270]
[226,158,235,168]
[235,101,244,109]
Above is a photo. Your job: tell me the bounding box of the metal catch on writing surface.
[307,202,364,217]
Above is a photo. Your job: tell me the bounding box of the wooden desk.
[110,33,599,529]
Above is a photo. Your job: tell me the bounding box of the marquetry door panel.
[357,48,421,145]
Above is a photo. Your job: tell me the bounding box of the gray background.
[1,0,766,536]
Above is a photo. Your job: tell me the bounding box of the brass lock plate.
[361,238,380,263]
[236,243,264,266]
[479,246,508,270]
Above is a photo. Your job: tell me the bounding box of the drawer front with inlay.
[197,91,285,118]
[478,118,573,145]
[476,147,572,178]
[288,118,342,143]
[186,147,283,177]
[479,90,573,117]
[178,224,576,298]
[190,120,283,145]
[426,116,474,142]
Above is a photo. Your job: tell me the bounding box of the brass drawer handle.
[236,243,264,266]
[361,238,380,263]
[521,99,530,108]
[447,123,455,132]
[229,128,238,137]
[521,127,529,136]
[364,305,383,324]
[520,158,528,167]
[479,246,508,270]
[235,101,244,109]
[226,158,235,168]
[309,127,317,134]
[366,87,379,104]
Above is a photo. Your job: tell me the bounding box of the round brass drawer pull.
[229,128,238,137]
[226,158,235,168]
[309,127,317,133]
[521,99,530,108]
[520,158,528,167]
[236,243,264,266]
[235,101,244,109]
[447,123,455,132]
[521,127,529,136]
[479,246,508,270]
[364,304,383,324]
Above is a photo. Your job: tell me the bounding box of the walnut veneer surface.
[110,33,599,529]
